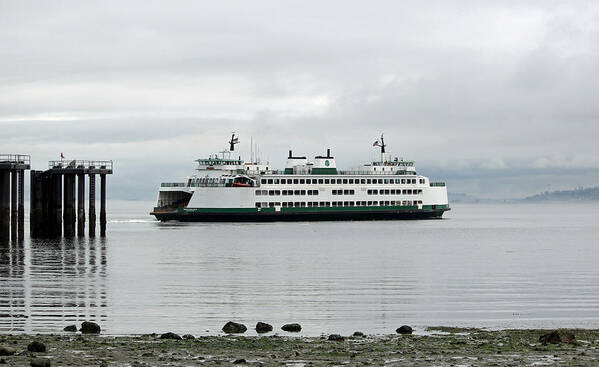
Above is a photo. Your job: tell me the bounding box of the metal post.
[77,173,85,237]
[18,170,24,238]
[63,174,76,237]
[89,174,96,237]
[0,171,10,241]
[53,174,62,237]
[100,174,106,237]
[11,170,17,240]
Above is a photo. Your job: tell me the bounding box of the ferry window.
[274,179,279,184]
[350,201,354,206]
[332,202,337,207]
[300,190,306,195]
[349,179,354,184]
[391,189,395,195]
[294,202,300,207]
[314,190,319,195]
[378,179,383,184]
[343,189,348,195]
[373,190,378,195]
[318,179,323,184]
[256,190,261,196]
[367,189,372,195]
[325,179,330,184]
[412,179,416,184]
[350,190,355,195]
[374,167,376,171]
[293,179,299,184]
[255,203,261,208]
[407,189,412,194]
[326,202,331,206]
[282,190,287,196]
[261,179,266,184]
[401,179,406,184]
[275,190,280,195]
[361,179,366,184]
[269,190,275,196]
[384,179,388,184]
[402,189,407,194]
[301,202,306,207]
[294,190,300,195]
[280,179,286,184]
[343,179,348,184]
[367,179,372,184]
[307,190,312,195]
[300,179,305,184]
[385,189,390,195]
[282,202,287,207]
[268,179,273,184]
[368,201,372,206]
[269,202,275,207]
[275,202,281,206]
[332,190,337,195]
[307,202,313,207]
[320,202,325,206]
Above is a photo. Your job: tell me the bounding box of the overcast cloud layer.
[1,1,598,200]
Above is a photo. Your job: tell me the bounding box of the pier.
[30,160,113,238]
[0,155,30,241]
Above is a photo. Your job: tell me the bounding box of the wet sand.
[1,328,598,366]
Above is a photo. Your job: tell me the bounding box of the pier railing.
[49,160,113,170]
[0,154,31,166]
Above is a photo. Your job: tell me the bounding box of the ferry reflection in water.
[0,237,107,333]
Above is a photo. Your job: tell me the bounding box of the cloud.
[1,0,598,200]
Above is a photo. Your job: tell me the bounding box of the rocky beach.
[1,325,598,366]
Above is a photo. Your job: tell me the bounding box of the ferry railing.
[160,182,186,187]
[430,182,446,187]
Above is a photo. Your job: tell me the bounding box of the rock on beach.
[539,330,575,344]
[80,321,101,334]
[63,325,77,332]
[30,358,51,367]
[222,321,247,334]
[396,325,413,334]
[27,341,46,353]
[0,346,16,356]
[281,323,302,332]
[328,334,345,341]
[255,322,273,333]
[159,332,182,340]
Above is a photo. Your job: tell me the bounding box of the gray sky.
[2,1,598,200]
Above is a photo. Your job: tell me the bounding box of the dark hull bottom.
[152,209,449,222]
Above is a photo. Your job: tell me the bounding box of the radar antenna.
[229,132,240,151]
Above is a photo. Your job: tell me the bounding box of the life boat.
[232,182,251,187]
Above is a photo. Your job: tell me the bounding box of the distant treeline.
[523,186,599,202]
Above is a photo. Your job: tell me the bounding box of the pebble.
[328,334,345,341]
[233,358,246,364]
[353,331,365,337]
[63,325,77,332]
[182,334,195,340]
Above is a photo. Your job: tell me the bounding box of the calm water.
[1,202,598,336]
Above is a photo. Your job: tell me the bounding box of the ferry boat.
[151,134,450,221]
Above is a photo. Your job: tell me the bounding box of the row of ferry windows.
[368,189,423,195]
[261,178,425,185]
[255,190,319,196]
[255,200,423,208]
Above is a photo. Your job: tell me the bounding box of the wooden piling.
[77,173,85,237]
[30,171,41,238]
[89,174,96,237]
[52,174,62,237]
[0,171,10,240]
[11,170,17,240]
[100,174,106,237]
[18,170,24,238]
[63,174,76,237]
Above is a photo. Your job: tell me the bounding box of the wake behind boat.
[151,134,450,222]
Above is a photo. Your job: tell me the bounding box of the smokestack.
[289,150,292,158]
[327,148,331,158]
